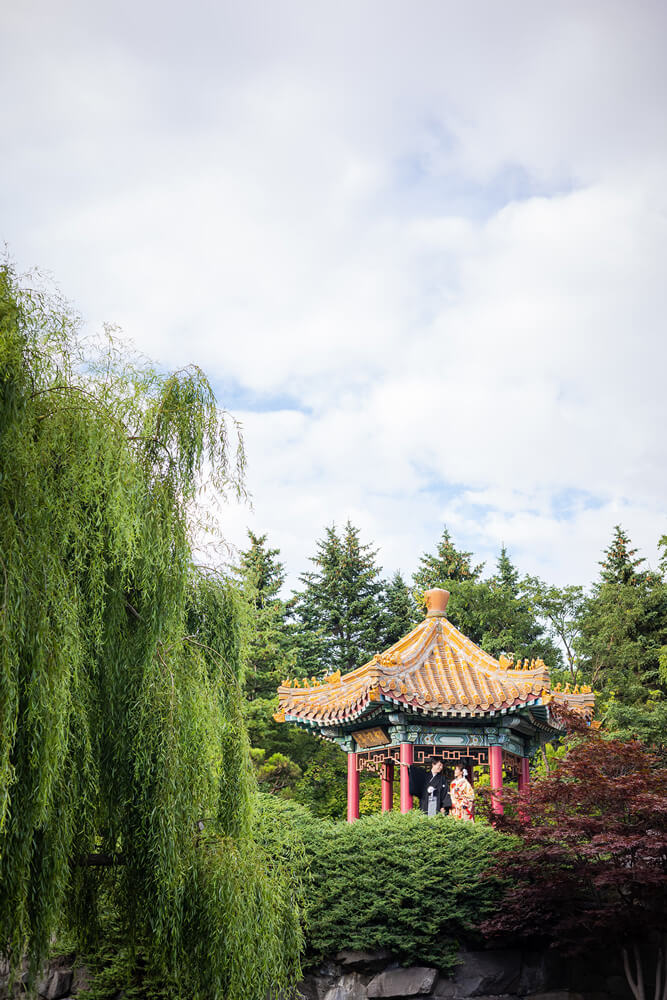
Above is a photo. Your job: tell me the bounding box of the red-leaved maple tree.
[479,722,667,1000]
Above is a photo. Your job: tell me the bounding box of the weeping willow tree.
[0,262,303,999]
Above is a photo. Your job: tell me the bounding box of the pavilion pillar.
[518,756,530,793]
[489,745,504,816]
[347,752,359,823]
[381,761,394,812]
[399,742,413,813]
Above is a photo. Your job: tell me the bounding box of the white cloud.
[2,0,666,591]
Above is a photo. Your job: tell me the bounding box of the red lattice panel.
[413,746,489,766]
[356,746,400,773]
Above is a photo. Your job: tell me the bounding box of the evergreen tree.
[291,521,386,675]
[496,545,520,594]
[235,531,293,701]
[412,526,484,604]
[599,524,647,585]
[382,571,417,646]
[443,573,561,669]
[658,534,667,578]
[579,527,667,703]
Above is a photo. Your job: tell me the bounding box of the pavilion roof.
[275,598,594,728]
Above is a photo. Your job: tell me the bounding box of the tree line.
[2,258,665,997]
[237,521,667,815]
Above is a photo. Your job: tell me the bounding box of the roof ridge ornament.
[424,588,450,617]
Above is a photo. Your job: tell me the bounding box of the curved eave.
[280,692,553,729]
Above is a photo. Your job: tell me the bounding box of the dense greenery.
[241,520,667,817]
[481,728,667,1000]
[290,521,389,675]
[0,264,301,999]
[255,796,509,972]
[3,255,666,998]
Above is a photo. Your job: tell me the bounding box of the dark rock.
[71,966,91,995]
[521,993,584,1000]
[451,951,522,997]
[605,977,630,999]
[431,977,457,1000]
[297,976,323,1000]
[518,953,568,995]
[336,952,394,973]
[47,972,73,1000]
[323,973,369,1000]
[299,973,348,1000]
[318,962,344,979]
[367,967,438,998]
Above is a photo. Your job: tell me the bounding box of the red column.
[518,756,530,793]
[381,761,394,812]
[399,742,413,813]
[347,752,359,822]
[489,745,504,816]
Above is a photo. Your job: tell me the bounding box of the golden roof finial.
[424,588,450,617]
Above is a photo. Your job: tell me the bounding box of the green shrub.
[281,804,509,972]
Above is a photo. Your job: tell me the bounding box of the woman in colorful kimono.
[449,765,475,821]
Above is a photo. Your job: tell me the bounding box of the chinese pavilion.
[275,588,595,820]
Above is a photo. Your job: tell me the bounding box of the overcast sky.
[2,0,666,588]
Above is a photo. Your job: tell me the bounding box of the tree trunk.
[622,943,667,1000]
[654,936,667,1000]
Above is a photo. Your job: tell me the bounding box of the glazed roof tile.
[275,610,595,726]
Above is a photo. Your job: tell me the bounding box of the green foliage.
[290,521,387,675]
[578,526,667,703]
[235,531,294,701]
[298,810,509,970]
[412,535,559,665]
[524,578,586,681]
[251,748,303,793]
[413,526,484,602]
[382,571,418,645]
[495,545,520,592]
[599,525,648,585]
[602,691,667,756]
[0,263,300,999]
[291,742,349,819]
[659,534,667,578]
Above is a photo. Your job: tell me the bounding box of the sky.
[2,0,666,589]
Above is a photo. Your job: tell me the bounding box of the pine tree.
[599,525,647,585]
[412,526,484,600]
[580,527,667,703]
[291,521,386,674]
[659,535,667,578]
[235,531,293,701]
[238,530,285,604]
[496,545,520,594]
[382,571,417,646]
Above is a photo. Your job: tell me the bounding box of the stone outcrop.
[367,967,438,997]
[299,947,632,1000]
[0,945,633,1000]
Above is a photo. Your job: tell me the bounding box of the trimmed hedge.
[254,797,510,972]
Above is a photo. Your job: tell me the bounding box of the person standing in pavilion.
[409,757,449,816]
[450,764,475,821]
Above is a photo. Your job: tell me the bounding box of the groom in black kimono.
[408,756,450,816]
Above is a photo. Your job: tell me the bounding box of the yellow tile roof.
[275,611,595,726]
